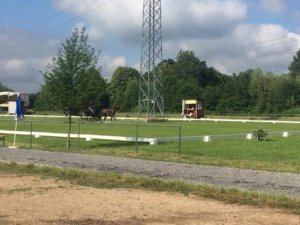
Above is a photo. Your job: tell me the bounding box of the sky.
[1,0,300,93]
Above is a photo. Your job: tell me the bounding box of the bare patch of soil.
[0,173,299,225]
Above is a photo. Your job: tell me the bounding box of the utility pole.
[138,0,164,119]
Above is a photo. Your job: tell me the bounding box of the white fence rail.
[0,130,157,145]
[157,131,300,143]
[1,129,299,145]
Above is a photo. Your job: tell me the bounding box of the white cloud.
[209,23,300,74]
[1,0,300,93]
[100,55,127,79]
[1,59,26,74]
[0,56,51,92]
[53,0,249,70]
[161,22,300,75]
[53,0,247,43]
[258,0,286,14]
[0,27,60,93]
[54,0,142,43]
[163,0,247,39]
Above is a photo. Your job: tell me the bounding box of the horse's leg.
[110,113,115,121]
[107,112,112,123]
[99,113,103,123]
[107,111,113,122]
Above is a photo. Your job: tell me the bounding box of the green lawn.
[1,116,300,173]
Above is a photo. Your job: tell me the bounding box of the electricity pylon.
[138,0,164,118]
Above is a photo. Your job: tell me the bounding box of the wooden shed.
[0,92,28,114]
[181,99,204,118]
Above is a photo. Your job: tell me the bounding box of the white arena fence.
[0,118,182,153]
[157,131,300,143]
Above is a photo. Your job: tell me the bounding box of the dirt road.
[1,173,300,225]
[1,148,300,197]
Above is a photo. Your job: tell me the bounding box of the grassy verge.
[1,161,300,214]
[5,135,300,174]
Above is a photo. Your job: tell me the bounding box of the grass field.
[1,115,300,173]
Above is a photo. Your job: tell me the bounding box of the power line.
[207,37,300,60]
[0,0,34,22]
[0,0,113,53]
[173,37,300,72]
[211,47,297,67]
[218,36,298,54]
[0,0,299,76]
[0,0,89,44]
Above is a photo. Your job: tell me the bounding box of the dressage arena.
[1,115,300,147]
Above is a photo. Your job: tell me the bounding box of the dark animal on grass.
[99,106,118,122]
[81,105,101,122]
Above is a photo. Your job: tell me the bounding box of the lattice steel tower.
[138,0,164,118]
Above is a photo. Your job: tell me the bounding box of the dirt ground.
[0,174,300,225]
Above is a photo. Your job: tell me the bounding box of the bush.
[253,128,268,141]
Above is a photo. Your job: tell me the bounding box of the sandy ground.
[0,174,300,225]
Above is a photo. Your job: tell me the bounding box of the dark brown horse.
[99,105,118,122]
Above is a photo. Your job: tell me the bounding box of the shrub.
[253,128,268,141]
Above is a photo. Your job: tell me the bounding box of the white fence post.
[246,133,253,140]
[203,136,211,142]
[282,132,289,137]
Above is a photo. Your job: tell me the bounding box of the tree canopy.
[108,66,139,111]
[42,27,107,117]
[289,49,300,79]
[30,47,300,115]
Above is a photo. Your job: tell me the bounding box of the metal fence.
[0,119,183,154]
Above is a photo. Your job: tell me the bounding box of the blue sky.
[0,0,300,93]
[247,0,300,31]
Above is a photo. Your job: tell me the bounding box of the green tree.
[160,51,226,113]
[0,81,13,92]
[108,66,139,111]
[175,50,222,87]
[249,69,287,113]
[217,70,253,113]
[175,50,201,83]
[289,49,300,79]
[288,50,300,107]
[159,59,178,112]
[161,53,204,112]
[42,27,105,148]
[203,85,223,112]
[76,67,108,109]
[33,85,57,112]
[121,79,139,112]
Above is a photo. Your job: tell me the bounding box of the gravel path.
[1,148,300,198]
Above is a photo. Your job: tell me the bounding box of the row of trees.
[107,49,300,114]
[1,27,300,115]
